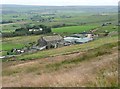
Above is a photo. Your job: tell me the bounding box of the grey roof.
[79,32,93,34]
[43,35,63,42]
[70,34,83,38]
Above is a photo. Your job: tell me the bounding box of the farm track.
[2,47,118,87]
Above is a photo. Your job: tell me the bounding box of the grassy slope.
[95,25,118,33]
[5,36,118,61]
[2,39,118,87]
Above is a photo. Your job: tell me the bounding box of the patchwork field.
[2,5,118,33]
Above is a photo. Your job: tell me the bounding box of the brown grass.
[2,46,118,87]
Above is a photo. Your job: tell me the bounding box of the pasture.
[52,25,98,34]
[2,35,41,55]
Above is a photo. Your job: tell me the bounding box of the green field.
[2,5,118,33]
[52,25,98,34]
[2,35,41,55]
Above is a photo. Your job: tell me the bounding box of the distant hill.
[2,4,118,14]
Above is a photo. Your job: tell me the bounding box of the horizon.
[1,0,119,6]
[1,4,118,7]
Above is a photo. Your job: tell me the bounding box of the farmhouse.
[29,28,43,32]
[38,35,64,49]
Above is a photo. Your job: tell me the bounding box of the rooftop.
[42,35,63,42]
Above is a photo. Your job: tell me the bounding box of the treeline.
[52,23,77,28]
[0,20,13,24]
[2,25,51,37]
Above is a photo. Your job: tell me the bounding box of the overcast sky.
[1,0,119,6]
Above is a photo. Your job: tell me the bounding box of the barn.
[38,35,64,49]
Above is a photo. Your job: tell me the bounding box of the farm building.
[29,28,43,32]
[64,33,94,44]
[38,35,64,49]
[78,32,94,38]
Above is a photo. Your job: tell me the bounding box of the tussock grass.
[2,68,22,76]
[2,41,118,87]
[3,41,118,76]
[46,42,118,71]
[86,55,118,87]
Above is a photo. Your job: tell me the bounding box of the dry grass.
[2,44,118,87]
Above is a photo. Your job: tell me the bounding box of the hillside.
[1,4,118,87]
[2,36,118,87]
[2,42,118,87]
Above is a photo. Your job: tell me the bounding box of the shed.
[64,33,93,44]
